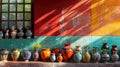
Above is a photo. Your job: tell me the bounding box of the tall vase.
[61,44,74,62]
[83,50,91,63]
[22,50,31,62]
[57,53,63,62]
[0,31,3,39]
[33,49,39,61]
[0,49,9,61]
[40,48,51,62]
[11,48,20,61]
[73,51,82,63]
[50,53,56,62]
[92,46,101,63]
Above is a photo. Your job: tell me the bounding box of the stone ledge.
[0,61,119,67]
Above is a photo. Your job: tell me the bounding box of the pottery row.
[0,42,119,63]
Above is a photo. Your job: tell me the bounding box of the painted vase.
[102,53,110,63]
[5,29,9,39]
[83,50,91,63]
[57,53,63,62]
[0,31,3,39]
[92,46,101,63]
[0,49,9,61]
[101,42,109,54]
[111,45,118,54]
[18,30,24,38]
[52,47,60,56]
[11,48,20,61]
[22,50,31,62]
[61,44,74,62]
[111,51,119,62]
[75,46,82,54]
[33,49,39,61]
[73,51,82,63]
[40,48,51,62]
[50,53,56,62]
[26,30,32,39]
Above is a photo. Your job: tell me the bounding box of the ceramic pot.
[102,53,110,63]
[57,53,63,62]
[26,30,32,39]
[101,42,109,54]
[0,31,3,39]
[111,51,119,62]
[92,46,101,63]
[75,46,82,54]
[50,53,56,62]
[0,49,9,61]
[52,47,60,56]
[83,50,91,63]
[33,49,39,61]
[11,48,20,61]
[22,50,31,62]
[61,44,74,62]
[11,30,17,39]
[73,51,82,63]
[111,45,118,54]
[40,48,51,62]
[18,30,24,38]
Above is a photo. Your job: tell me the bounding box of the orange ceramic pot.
[40,48,51,61]
[61,44,74,62]
[57,53,63,62]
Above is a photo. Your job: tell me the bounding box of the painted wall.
[0,0,120,53]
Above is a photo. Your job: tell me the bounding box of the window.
[0,0,33,39]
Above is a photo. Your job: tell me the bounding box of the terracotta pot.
[61,44,74,62]
[11,48,20,61]
[0,49,9,61]
[40,48,51,61]
[33,49,39,61]
[57,53,63,62]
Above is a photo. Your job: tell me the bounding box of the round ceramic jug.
[61,44,74,62]
[40,48,51,62]
[102,53,110,63]
[111,51,119,62]
[11,48,20,61]
[73,51,82,63]
[57,53,63,62]
[22,50,31,62]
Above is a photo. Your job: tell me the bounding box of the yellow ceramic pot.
[83,50,91,63]
[11,48,20,61]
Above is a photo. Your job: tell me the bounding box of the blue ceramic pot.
[22,50,31,62]
[73,51,82,63]
[50,53,56,62]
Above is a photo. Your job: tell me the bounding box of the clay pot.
[33,49,39,61]
[11,48,20,61]
[57,53,63,62]
[40,48,51,62]
[0,49,9,61]
[61,44,74,62]
[50,53,56,62]
[73,51,82,63]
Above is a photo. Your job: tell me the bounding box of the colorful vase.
[92,46,101,63]
[61,43,74,62]
[111,51,119,62]
[111,45,118,54]
[11,48,20,61]
[0,31,3,39]
[101,42,109,54]
[50,53,56,62]
[0,49,9,61]
[83,50,91,63]
[33,49,39,61]
[22,50,31,62]
[57,53,63,62]
[73,51,82,63]
[40,48,51,62]
[102,53,110,63]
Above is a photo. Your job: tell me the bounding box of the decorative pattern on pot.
[83,45,91,63]
[61,43,74,62]
[50,53,56,62]
[40,48,51,62]
[92,46,101,63]
[11,48,20,61]
[73,51,82,63]
[22,49,31,62]
[57,53,63,62]
[0,49,9,61]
